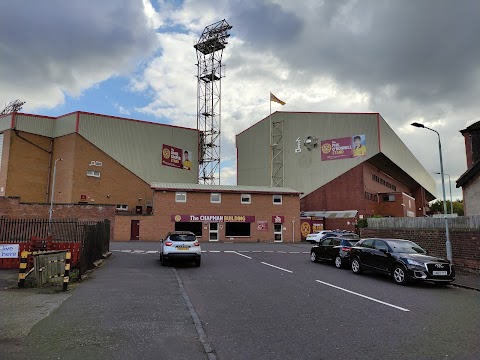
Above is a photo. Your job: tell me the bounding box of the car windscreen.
[387,240,426,254]
[170,234,197,242]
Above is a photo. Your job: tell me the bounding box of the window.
[210,193,221,203]
[273,194,282,204]
[382,195,396,202]
[374,240,389,252]
[359,239,374,248]
[116,204,128,211]
[225,222,251,237]
[87,170,101,178]
[175,192,187,202]
[241,194,251,204]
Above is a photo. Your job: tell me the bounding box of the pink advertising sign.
[321,135,366,161]
[162,144,192,170]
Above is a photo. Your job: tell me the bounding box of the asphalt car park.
[108,241,479,360]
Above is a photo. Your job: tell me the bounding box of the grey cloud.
[0,0,158,108]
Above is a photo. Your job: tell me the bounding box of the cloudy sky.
[1,0,479,201]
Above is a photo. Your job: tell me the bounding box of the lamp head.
[411,122,425,128]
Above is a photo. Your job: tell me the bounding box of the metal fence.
[367,215,480,230]
[0,217,110,276]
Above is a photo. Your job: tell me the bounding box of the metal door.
[130,220,140,240]
[274,224,283,242]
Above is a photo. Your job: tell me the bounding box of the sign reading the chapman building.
[321,134,366,161]
[162,144,192,170]
[171,215,256,223]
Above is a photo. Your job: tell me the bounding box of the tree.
[429,199,464,216]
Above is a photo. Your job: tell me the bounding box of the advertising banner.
[162,144,192,170]
[257,221,268,230]
[272,215,284,224]
[321,134,366,161]
[0,244,19,258]
[171,215,256,223]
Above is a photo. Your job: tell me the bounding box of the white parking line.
[315,280,410,312]
[277,251,287,253]
[264,251,274,253]
[231,251,252,259]
[252,251,262,253]
[209,251,221,253]
[302,252,310,254]
[289,251,300,254]
[239,251,250,253]
[146,251,158,254]
[261,262,293,273]
[121,250,132,253]
[133,250,144,253]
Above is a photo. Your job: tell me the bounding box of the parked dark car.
[349,238,455,285]
[310,237,360,268]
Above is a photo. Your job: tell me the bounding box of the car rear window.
[345,240,359,246]
[170,234,197,242]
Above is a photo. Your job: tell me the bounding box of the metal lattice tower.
[1,100,25,115]
[194,19,232,184]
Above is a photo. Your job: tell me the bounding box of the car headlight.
[406,259,423,267]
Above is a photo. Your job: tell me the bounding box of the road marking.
[277,251,287,253]
[145,251,158,254]
[289,251,300,254]
[315,280,410,312]
[231,251,252,259]
[209,250,221,253]
[133,250,144,253]
[264,251,274,253]
[239,251,250,253]
[261,262,293,273]
[252,251,262,253]
[302,252,310,254]
[120,250,132,253]
[201,250,207,253]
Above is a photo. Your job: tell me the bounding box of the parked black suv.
[310,237,360,268]
[349,238,455,285]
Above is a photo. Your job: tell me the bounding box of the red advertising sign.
[257,221,268,230]
[171,215,256,223]
[162,144,192,170]
[272,215,284,224]
[321,134,366,161]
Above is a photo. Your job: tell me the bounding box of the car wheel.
[392,264,408,285]
[310,251,319,263]
[351,257,362,274]
[334,256,343,269]
[161,255,167,267]
[194,257,201,267]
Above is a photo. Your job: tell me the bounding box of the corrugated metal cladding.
[54,114,77,138]
[78,113,199,184]
[14,114,54,137]
[151,182,301,194]
[379,115,436,196]
[236,119,271,186]
[237,112,380,197]
[0,115,12,132]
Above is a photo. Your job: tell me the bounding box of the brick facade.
[1,130,153,212]
[114,190,301,242]
[301,162,427,225]
[361,228,480,274]
[463,171,480,215]
[0,197,116,240]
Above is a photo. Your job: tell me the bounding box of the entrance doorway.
[274,223,283,242]
[209,223,219,241]
[130,220,140,240]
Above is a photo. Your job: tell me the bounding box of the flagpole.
[269,92,273,186]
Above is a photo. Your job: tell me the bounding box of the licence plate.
[433,271,447,276]
[176,247,189,250]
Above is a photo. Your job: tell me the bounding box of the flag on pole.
[270,92,286,106]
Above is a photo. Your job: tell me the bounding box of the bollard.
[62,251,71,292]
[18,251,30,288]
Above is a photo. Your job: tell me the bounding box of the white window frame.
[241,194,251,204]
[273,194,282,205]
[116,204,128,211]
[87,170,101,178]
[210,193,221,203]
[175,192,187,203]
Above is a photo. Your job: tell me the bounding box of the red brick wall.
[113,190,301,242]
[301,163,426,221]
[361,228,480,274]
[0,197,116,240]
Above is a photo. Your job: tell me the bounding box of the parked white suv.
[160,231,201,267]
[305,231,334,244]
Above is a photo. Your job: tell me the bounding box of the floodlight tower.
[194,19,232,184]
[1,100,25,115]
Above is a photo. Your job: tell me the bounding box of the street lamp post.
[411,123,452,262]
[434,172,454,214]
[49,158,63,225]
